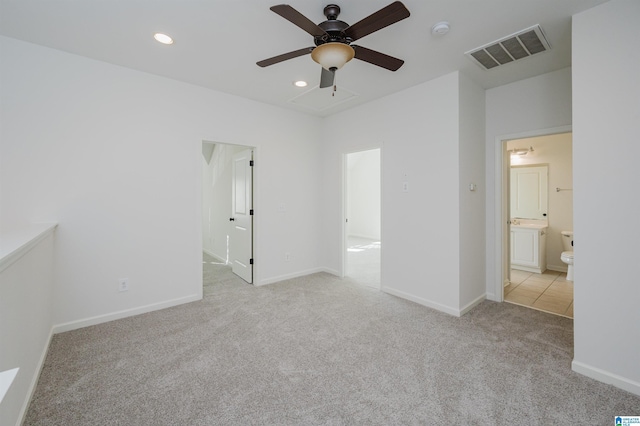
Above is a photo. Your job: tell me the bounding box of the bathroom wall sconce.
[509,146,534,157]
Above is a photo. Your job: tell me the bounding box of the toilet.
[561,231,574,281]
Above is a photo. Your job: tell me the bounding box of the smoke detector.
[465,25,551,70]
[431,22,450,36]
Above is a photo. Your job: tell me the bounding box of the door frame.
[493,125,571,301]
[199,140,258,286]
[341,145,382,286]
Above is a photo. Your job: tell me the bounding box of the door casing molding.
[492,125,572,302]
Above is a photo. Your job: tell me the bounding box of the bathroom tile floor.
[504,269,573,318]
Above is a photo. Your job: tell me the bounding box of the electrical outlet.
[118,278,129,292]
[285,252,291,261]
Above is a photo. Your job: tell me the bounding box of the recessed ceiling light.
[154,33,174,45]
[293,80,308,87]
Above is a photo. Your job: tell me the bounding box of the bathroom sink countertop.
[511,223,548,229]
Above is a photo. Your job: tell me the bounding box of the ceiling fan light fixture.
[311,43,355,71]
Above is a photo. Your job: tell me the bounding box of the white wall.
[322,72,485,315]
[0,227,55,426]
[347,149,380,240]
[458,73,486,312]
[0,36,323,331]
[572,0,640,395]
[202,143,247,262]
[507,133,573,271]
[485,67,572,300]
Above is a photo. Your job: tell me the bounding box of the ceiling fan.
[257,2,410,89]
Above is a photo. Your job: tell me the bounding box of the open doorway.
[202,142,254,284]
[344,148,381,288]
[500,132,573,317]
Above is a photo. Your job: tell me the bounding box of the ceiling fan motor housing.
[315,4,351,46]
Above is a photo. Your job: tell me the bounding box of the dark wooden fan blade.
[319,67,335,88]
[270,4,328,38]
[257,47,314,67]
[353,45,404,71]
[343,1,410,42]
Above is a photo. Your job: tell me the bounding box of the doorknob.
[229,218,235,221]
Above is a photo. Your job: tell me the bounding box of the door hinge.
[249,258,254,265]
[250,209,254,215]
[250,160,254,166]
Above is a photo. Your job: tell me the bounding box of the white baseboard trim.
[547,264,568,273]
[381,286,461,317]
[257,267,335,286]
[52,294,202,334]
[511,264,544,274]
[572,360,640,396]
[460,294,486,316]
[347,234,381,241]
[15,325,54,426]
[320,267,341,277]
[202,249,226,264]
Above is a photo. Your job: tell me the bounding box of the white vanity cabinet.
[510,225,547,274]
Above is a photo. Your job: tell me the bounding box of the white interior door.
[230,149,253,283]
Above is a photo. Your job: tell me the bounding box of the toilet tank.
[561,231,573,251]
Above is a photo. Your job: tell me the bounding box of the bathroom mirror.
[510,164,548,220]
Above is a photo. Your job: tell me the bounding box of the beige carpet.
[24,255,640,425]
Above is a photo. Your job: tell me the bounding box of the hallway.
[346,236,380,288]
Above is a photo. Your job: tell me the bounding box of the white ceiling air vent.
[465,25,551,70]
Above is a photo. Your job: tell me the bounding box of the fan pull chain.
[332,73,337,97]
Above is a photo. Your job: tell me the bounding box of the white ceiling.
[0,0,608,117]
